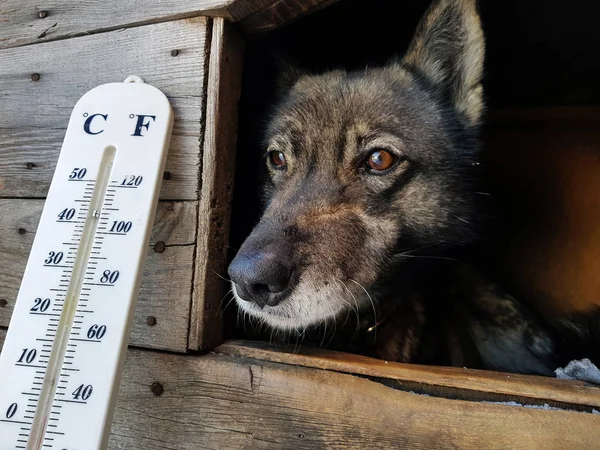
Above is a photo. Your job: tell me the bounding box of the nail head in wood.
[150,382,164,396]
[146,316,157,326]
[170,49,179,57]
[38,10,48,19]
[18,228,27,234]
[153,241,166,253]
[0,299,7,307]
[162,171,172,180]
[26,162,35,169]
[31,73,40,82]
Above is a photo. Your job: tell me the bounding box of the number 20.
[31,297,51,313]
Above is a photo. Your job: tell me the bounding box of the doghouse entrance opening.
[226,0,600,372]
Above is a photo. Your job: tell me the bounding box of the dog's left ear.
[270,48,308,99]
[403,0,485,127]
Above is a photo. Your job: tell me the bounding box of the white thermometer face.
[0,79,173,450]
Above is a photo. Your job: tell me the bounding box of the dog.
[228,0,563,375]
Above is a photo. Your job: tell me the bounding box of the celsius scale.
[0,76,174,449]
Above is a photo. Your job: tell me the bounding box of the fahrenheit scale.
[0,77,173,449]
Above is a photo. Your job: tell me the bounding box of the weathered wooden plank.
[0,0,322,50]
[110,349,600,449]
[1,330,598,449]
[218,340,600,410]
[0,131,201,200]
[0,199,196,351]
[189,19,244,350]
[0,0,228,49]
[238,0,342,33]
[0,18,208,200]
[0,1,225,49]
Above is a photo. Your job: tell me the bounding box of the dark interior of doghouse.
[225,0,600,363]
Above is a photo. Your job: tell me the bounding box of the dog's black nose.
[228,252,293,308]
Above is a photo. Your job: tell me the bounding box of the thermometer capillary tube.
[27,145,116,450]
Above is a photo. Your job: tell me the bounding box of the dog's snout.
[228,252,293,308]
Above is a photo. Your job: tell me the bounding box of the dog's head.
[229,0,485,330]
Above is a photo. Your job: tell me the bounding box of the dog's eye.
[366,149,397,173]
[268,150,287,170]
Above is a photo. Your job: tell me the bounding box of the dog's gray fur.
[230,0,560,374]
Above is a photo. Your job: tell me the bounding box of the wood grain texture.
[0,1,225,49]
[1,330,598,449]
[189,19,244,351]
[239,0,342,33]
[0,18,208,200]
[0,199,197,351]
[0,0,318,50]
[109,349,600,449]
[0,0,232,49]
[217,340,600,410]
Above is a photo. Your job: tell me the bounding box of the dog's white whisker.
[218,287,235,312]
[399,254,464,264]
[336,279,362,335]
[395,241,447,257]
[326,301,338,348]
[218,294,237,319]
[349,279,378,338]
[336,279,360,317]
[320,316,328,349]
[211,268,233,283]
[345,282,364,337]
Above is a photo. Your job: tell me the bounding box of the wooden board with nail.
[0,199,196,352]
[0,15,242,353]
[1,333,598,450]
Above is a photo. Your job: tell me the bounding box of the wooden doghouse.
[1,0,600,448]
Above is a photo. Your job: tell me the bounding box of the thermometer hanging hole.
[123,75,145,84]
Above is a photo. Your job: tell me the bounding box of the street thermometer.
[0,77,173,449]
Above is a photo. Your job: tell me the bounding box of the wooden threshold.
[2,328,600,448]
[217,339,600,410]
